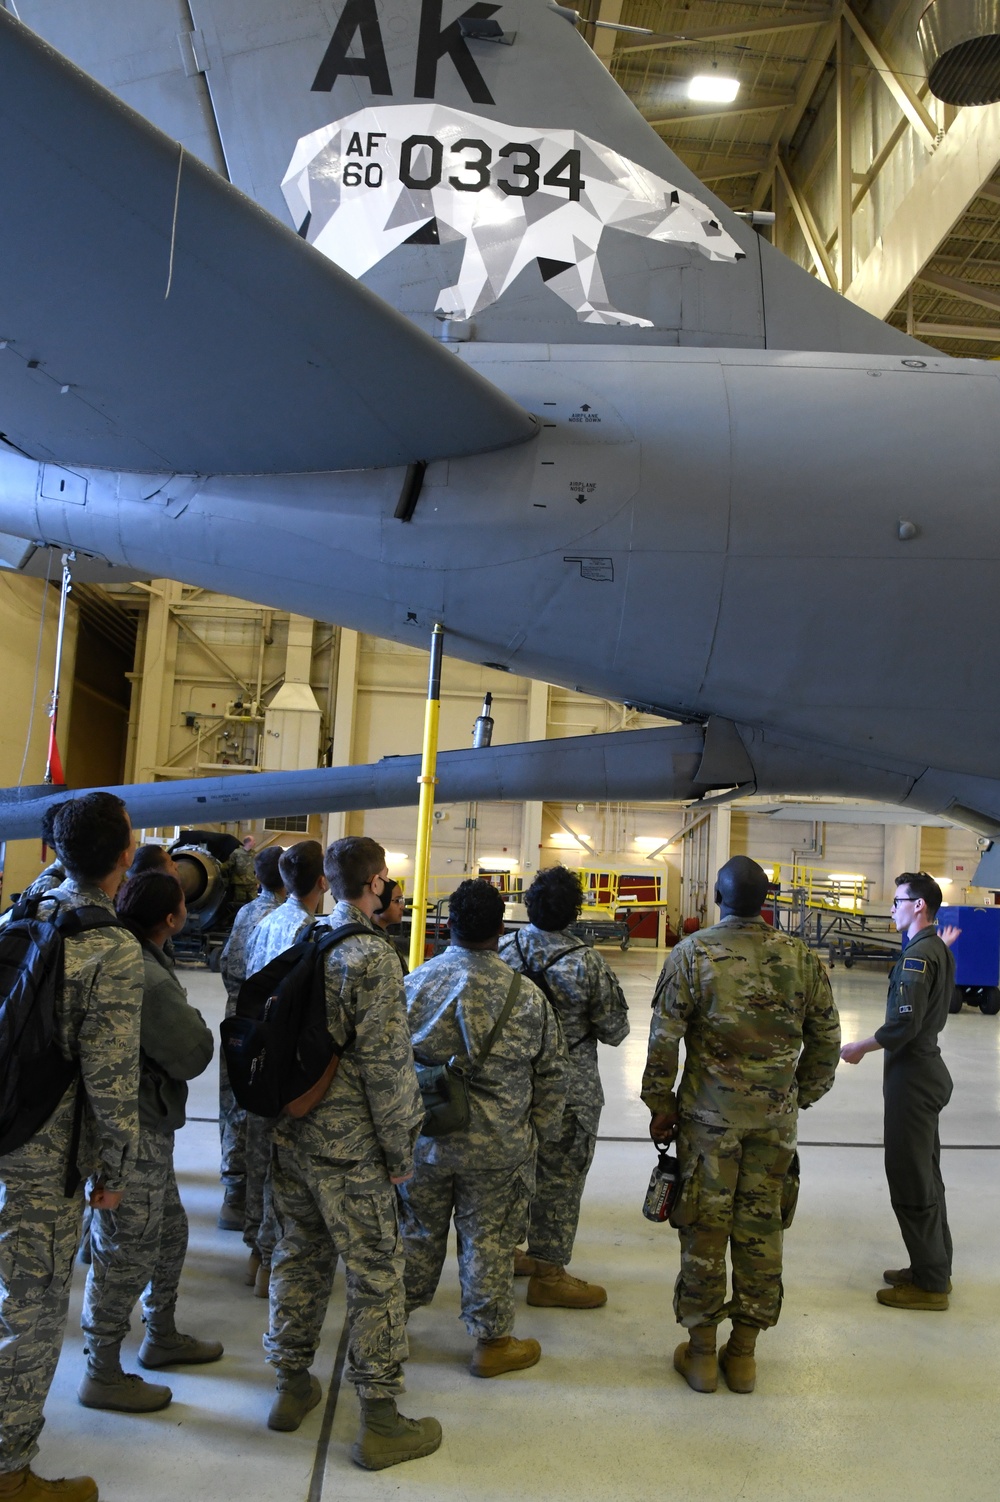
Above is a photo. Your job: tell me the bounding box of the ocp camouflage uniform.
[399,948,566,1339]
[500,926,628,1265]
[82,941,214,1357]
[0,880,143,1475]
[242,896,318,1263]
[218,889,281,1206]
[641,916,840,1331]
[264,900,421,1400]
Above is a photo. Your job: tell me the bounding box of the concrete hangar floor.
[41,951,1000,1502]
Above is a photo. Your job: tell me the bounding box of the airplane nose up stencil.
[281,104,746,327]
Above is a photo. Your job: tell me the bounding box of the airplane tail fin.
[19,0,924,355]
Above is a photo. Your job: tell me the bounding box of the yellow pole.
[408,623,444,972]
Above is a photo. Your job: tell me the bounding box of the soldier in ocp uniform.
[642,856,840,1395]
[399,880,566,1377]
[263,837,441,1472]
[0,793,143,1502]
[499,865,629,1308]
[216,845,286,1245]
[841,871,955,1310]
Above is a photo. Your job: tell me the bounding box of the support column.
[705,807,732,920]
[519,679,549,878]
[837,14,853,291]
[262,615,321,772]
[325,627,359,845]
[882,824,921,905]
[132,579,182,782]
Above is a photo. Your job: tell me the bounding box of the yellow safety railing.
[769,863,868,913]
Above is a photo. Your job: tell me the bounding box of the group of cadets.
[0,798,954,1502]
[0,801,629,1500]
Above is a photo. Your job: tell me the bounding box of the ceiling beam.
[677,151,772,179]
[842,3,938,148]
[646,98,791,128]
[978,180,1000,203]
[918,269,1000,314]
[617,8,837,55]
[915,321,1000,340]
[776,155,836,286]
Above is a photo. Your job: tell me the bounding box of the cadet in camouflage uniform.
[841,871,955,1310]
[216,847,285,1242]
[241,842,326,1295]
[17,803,67,904]
[0,793,142,1502]
[79,870,220,1415]
[400,880,566,1378]
[642,856,840,1395]
[264,837,441,1472]
[500,865,628,1308]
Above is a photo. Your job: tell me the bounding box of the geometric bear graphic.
[282,104,746,327]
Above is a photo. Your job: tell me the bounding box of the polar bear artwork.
[281,103,746,328]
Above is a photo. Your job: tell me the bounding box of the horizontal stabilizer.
[0,10,536,473]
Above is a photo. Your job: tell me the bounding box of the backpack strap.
[470,972,521,1075]
[309,921,395,1052]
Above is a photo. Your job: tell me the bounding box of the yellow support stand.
[408,623,444,972]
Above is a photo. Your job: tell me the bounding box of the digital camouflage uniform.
[499,926,628,1265]
[641,916,840,1331]
[20,863,66,903]
[877,927,955,1292]
[399,948,566,1339]
[264,900,421,1400]
[0,881,143,1475]
[242,896,319,1264]
[82,941,214,1356]
[217,889,281,1208]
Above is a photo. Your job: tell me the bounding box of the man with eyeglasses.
[841,871,955,1311]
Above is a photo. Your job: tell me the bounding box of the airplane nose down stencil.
[281,104,745,327]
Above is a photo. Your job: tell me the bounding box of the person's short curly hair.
[448,879,505,943]
[40,799,67,848]
[53,793,131,883]
[524,865,583,931]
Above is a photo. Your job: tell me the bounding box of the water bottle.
[642,1148,679,1223]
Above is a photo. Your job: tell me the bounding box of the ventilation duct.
[919,0,1000,105]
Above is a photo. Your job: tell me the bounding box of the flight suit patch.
[898,1003,913,1014]
[902,957,927,973]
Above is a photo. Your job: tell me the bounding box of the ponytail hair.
[115,871,185,941]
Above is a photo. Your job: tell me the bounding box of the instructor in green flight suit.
[841,871,955,1311]
[642,856,840,1395]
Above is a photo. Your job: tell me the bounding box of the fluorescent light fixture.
[382,852,409,865]
[479,857,518,871]
[687,73,740,103]
[549,833,582,848]
[828,873,865,883]
[634,836,670,851]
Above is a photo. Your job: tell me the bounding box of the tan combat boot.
[253,1260,271,1300]
[883,1267,952,1294]
[267,1369,322,1431]
[138,1315,224,1369]
[513,1249,538,1277]
[470,1334,541,1378]
[876,1283,949,1311]
[673,1323,718,1393]
[78,1342,172,1413]
[719,1321,759,1393]
[0,1469,97,1501]
[350,1397,442,1470]
[245,1249,261,1287]
[526,1260,607,1309]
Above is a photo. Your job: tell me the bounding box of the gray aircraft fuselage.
[1,340,997,797]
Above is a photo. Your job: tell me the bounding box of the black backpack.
[221,922,391,1118]
[0,895,121,1171]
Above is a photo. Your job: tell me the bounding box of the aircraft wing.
[0,11,536,474]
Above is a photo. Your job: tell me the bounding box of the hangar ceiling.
[593,0,1000,357]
